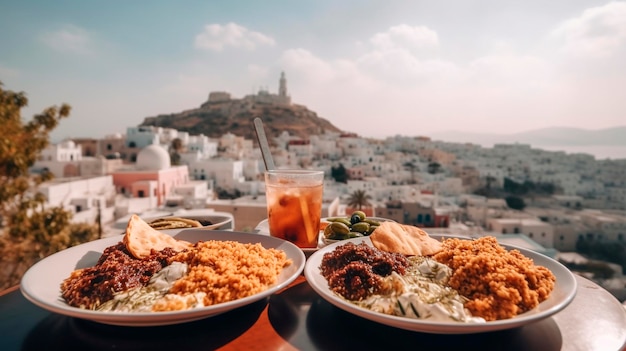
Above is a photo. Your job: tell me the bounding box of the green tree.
[170,137,183,165]
[427,162,441,175]
[0,82,99,289]
[331,163,348,183]
[347,190,372,210]
[505,195,526,210]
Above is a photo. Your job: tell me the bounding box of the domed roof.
[136,144,171,170]
[60,140,75,148]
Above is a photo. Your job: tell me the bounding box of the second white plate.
[304,235,577,334]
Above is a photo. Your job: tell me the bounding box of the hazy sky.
[1,0,625,141]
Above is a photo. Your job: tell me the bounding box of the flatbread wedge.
[123,214,192,259]
[370,221,442,256]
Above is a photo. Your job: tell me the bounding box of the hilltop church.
[203,72,291,106]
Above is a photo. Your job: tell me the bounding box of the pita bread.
[123,214,192,259]
[370,222,442,256]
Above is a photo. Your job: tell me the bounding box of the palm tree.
[347,190,372,210]
[403,161,418,184]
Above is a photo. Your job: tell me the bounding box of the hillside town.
[17,72,624,307]
[31,120,626,302]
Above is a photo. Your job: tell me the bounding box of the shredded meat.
[60,242,178,309]
[320,242,410,301]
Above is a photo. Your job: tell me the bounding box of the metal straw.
[253,117,276,171]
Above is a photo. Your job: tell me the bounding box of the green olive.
[366,225,379,235]
[330,221,350,235]
[351,222,370,234]
[352,211,366,221]
[328,217,352,227]
[348,231,364,238]
[363,218,381,226]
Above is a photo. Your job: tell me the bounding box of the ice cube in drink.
[265,173,323,248]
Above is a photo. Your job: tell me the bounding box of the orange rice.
[161,240,292,310]
[433,236,555,321]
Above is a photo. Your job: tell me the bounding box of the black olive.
[350,213,361,225]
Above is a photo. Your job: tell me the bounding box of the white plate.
[20,230,305,327]
[304,235,578,334]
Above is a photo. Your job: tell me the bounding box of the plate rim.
[20,230,305,326]
[304,234,578,334]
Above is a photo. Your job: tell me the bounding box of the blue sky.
[1,0,625,141]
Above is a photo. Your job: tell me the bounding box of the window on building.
[417,214,423,223]
[502,229,507,234]
[138,190,145,198]
[425,214,431,223]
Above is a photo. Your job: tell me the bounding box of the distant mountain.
[428,126,626,147]
[140,97,343,144]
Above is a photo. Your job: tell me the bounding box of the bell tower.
[279,71,287,97]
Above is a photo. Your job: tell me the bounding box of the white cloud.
[279,48,336,82]
[551,1,626,58]
[351,24,457,85]
[369,24,439,51]
[271,26,563,136]
[468,53,551,91]
[41,25,94,55]
[357,48,460,84]
[247,64,270,79]
[194,22,276,52]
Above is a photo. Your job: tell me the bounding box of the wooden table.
[1,273,625,351]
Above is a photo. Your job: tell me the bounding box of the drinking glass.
[264,170,324,248]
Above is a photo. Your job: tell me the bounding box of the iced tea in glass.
[265,170,324,248]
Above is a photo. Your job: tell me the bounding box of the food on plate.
[60,214,292,312]
[433,236,556,321]
[319,230,556,322]
[148,216,204,230]
[320,242,410,300]
[61,242,178,310]
[320,242,483,323]
[123,214,192,259]
[162,240,291,308]
[322,211,382,240]
[124,215,192,259]
[369,221,442,256]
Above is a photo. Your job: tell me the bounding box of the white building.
[487,217,555,248]
[34,140,83,178]
[37,175,117,227]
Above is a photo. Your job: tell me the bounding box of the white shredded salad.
[97,262,205,312]
[352,256,485,323]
